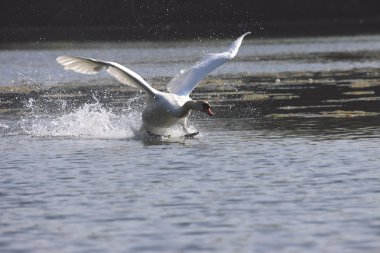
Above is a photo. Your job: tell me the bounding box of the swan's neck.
[182,100,202,115]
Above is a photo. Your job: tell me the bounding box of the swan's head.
[198,101,215,116]
[185,100,214,116]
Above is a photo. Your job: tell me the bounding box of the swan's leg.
[184,132,199,138]
[147,130,170,138]
[180,120,199,138]
[147,130,160,137]
[181,120,190,134]
[141,123,170,138]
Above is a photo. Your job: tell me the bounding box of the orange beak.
[205,107,215,116]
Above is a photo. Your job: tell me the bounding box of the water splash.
[16,94,199,141]
[26,101,140,139]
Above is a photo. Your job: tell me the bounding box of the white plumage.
[56,32,250,136]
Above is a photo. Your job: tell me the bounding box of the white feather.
[167,32,250,96]
[56,33,250,134]
[56,56,156,96]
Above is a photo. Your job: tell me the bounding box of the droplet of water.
[27,101,140,139]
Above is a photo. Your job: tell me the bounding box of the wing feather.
[167,32,250,96]
[56,56,156,96]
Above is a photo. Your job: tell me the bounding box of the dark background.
[1,0,380,42]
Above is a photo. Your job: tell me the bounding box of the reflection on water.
[1,35,380,253]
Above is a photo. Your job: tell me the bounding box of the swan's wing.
[167,32,250,96]
[56,56,157,96]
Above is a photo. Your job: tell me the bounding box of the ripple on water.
[1,37,380,252]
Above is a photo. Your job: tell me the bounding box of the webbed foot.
[184,131,199,138]
[147,130,171,138]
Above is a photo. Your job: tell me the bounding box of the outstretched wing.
[56,56,157,96]
[167,32,250,96]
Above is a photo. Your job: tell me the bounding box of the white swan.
[56,32,250,136]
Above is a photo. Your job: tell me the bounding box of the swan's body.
[142,92,191,128]
[56,32,250,135]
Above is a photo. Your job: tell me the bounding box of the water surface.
[1,35,380,253]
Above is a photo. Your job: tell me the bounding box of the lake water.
[1,35,380,253]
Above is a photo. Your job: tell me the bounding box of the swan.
[56,32,250,137]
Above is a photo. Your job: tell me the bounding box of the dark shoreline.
[1,18,380,43]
